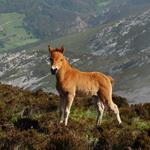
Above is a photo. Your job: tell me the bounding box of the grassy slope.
[0,13,39,51]
[0,83,150,149]
[29,21,113,53]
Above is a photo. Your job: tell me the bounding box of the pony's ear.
[60,45,65,54]
[48,45,54,54]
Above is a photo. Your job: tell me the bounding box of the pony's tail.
[107,76,115,88]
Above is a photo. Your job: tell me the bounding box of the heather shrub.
[143,103,150,119]
[112,94,129,108]
[18,129,49,150]
[46,124,87,150]
[120,107,136,124]
[94,123,134,150]
[0,125,23,150]
[0,83,150,150]
[39,112,56,125]
[131,104,149,120]
[46,132,85,150]
[133,129,150,149]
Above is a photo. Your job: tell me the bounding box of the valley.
[0,13,39,51]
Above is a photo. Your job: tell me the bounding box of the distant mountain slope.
[89,9,150,56]
[1,0,117,41]
[1,0,150,52]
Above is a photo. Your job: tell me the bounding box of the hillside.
[0,83,150,149]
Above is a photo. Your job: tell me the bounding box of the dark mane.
[53,48,61,52]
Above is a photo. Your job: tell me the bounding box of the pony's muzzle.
[51,68,57,75]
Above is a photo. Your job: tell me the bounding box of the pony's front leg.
[64,94,74,126]
[58,95,66,124]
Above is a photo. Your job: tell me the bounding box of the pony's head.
[48,45,65,75]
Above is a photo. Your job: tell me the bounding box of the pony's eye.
[60,59,62,61]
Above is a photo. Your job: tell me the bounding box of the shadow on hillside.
[14,118,40,131]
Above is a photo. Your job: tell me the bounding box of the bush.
[0,83,150,150]
[112,94,129,108]
[0,125,23,150]
[131,104,149,120]
[133,129,150,149]
[46,124,87,150]
[94,124,134,150]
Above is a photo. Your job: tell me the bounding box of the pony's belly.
[75,89,97,97]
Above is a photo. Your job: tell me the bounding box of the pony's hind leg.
[97,90,122,124]
[107,101,122,124]
[92,96,104,125]
[112,103,122,124]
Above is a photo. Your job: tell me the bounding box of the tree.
[0,40,5,48]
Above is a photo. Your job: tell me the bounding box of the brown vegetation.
[0,82,150,149]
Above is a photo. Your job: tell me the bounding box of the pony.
[48,45,122,126]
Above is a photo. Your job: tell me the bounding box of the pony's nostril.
[51,68,57,75]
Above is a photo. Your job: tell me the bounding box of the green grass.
[29,21,112,53]
[133,117,150,131]
[0,13,40,51]
[70,108,97,121]
[98,0,112,7]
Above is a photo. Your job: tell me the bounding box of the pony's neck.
[56,57,72,81]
